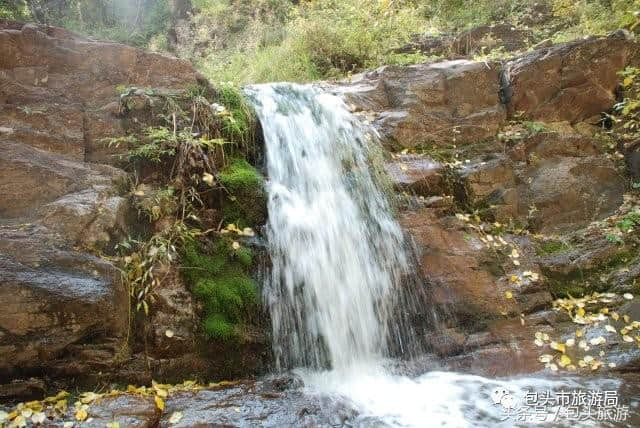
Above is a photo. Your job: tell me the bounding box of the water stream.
[246,83,638,427]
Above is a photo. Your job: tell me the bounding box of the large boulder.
[502,33,639,123]
[0,225,128,379]
[0,20,198,163]
[460,129,626,232]
[453,24,534,56]
[335,60,506,148]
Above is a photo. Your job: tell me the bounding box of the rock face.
[372,34,640,377]
[461,129,626,233]
[394,24,534,58]
[337,60,506,147]
[0,21,210,387]
[339,33,639,150]
[502,34,638,123]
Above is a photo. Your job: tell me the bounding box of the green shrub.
[551,0,639,41]
[199,0,428,84]
[214,83,256,147]
[0,1,29,20]
[536,240,570,256]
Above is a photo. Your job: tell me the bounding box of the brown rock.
[453,24,533,56]
[0,22,202,386]
[399,208,532,325]
[459,131,625,232]
[503,35,640,123]
[0,225,128,377]
[523,155,624,232]
[385,154,447,196]
[336,60,506,147]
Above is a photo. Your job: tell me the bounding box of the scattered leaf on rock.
[169,411,184,424]
[155,395,165,411]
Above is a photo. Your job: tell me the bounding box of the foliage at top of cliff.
[2,0,639,83]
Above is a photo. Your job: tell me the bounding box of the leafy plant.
[617,211,640,233]
[524,121,548,134]
[116,221,199,316]
[606,233,624,245]
[199,0,428,84]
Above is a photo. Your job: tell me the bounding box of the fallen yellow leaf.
[550,341,566,353]
[155,395,165,411]
[75,408,88,422]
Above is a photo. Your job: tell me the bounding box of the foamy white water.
[299,366,625,427]
[248,83,408,370]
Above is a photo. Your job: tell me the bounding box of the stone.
[399,208,549,326]
[453,24,533,56]
[0,226,128,377]
[392,33,456,57]
[503,35,640,123]
[394,24,534,58]
[385,154,447,196]
[458,130,625,233]
[0,141,121,219]
[0,22,203,386]
[335,60,506,147]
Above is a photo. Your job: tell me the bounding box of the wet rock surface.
[372,34,640,379]
[336,59,506,147]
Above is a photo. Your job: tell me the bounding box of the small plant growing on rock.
[103,82,264,344]
[182,238,258,340]
[218,158,267,228]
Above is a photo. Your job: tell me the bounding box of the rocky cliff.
[0,20,267,397]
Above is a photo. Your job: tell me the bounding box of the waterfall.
[247,83,408,371]
[245,84,634,428]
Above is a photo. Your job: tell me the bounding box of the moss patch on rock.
[218,158,267,228]
[536,240,571,256]
[548,249,638,299]
[182,238,257,341]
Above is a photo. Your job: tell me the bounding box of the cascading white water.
[247,83,408,371]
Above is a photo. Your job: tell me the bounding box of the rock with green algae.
[218,158,267,228]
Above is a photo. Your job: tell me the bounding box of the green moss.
[548,249,637,299]
[182,241,226,283]
[203,314,235,340]
[536,240,571,256]
[218,158,267,227]
[549,280,588,299]
[214,84,255,146]
[235,247,253,267]
[182,239,257,342]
